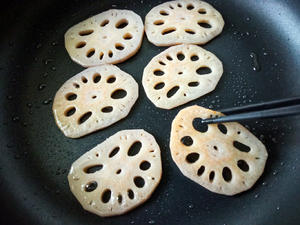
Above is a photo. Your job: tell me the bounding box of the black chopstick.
[202,97,300,124]
[220,96,300,114]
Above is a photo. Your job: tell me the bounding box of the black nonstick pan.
[1,0,300,224]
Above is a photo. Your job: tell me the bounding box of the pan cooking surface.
[1,0,300,224]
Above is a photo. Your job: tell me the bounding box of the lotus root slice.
[52,65,138,138]
[65,9,144,67]
[142,44,223,109]
[170,105,268,195]
[145,0,224,46]
[68,129,162,217]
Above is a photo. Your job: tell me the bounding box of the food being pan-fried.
[52,65,138,138]
[170,105,268,195]
[145,0,224,46]
[68,129,162,217]
[143,44,223,109]
[65,9,144,67]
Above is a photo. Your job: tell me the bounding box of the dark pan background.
[1,0,300,224]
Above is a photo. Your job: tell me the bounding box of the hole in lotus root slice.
[109,147,120,158]
[186,152,199,163]
[188,82,199,87]
[111,89,127,99]
[101,189,112,203]
[100,19,109,27]
[177,52,185,61]
[197,166,205,176]
[81,76,88,83]
[159,10,169,16]
[115,19,129,29]
[154,20,164,25]
[66,93,77,101]
[116,169,122,174]
[167,86,179,98]
[185,29,196,35]
[209,171,215,182]
[153,69,165,76]
[134,176,145,188]
[158,61,166,66]
[192,118,208,133]
[99,52,104,60]
[123,33,133,40]
[198,21,212,29]
[190,55,199,61]
[128,141,142,156]
[127,189,134,199]
[196,66,212,75]
[177,3,182,7]
[140,161,151,170]
[233,141,251,153]
[85,181,98,192]
[237,160,250,172]
[86,48,95,58]
[180,136,193,146]
[93,73,101,83]
[166,55,173,61]
[73,83,80,88]
[108,50,113,58]
[154,82,165,90]
[101,106,113,113]
[64,107,76,117]
[218,124,227,134]
[198,8,207,14]
[84,164,103,174]
[79,29,94,36]
[187,4,195,10]
[107,76,116,83]
[117,194,123,204]
[76,41,86,48]
[78,111,92,124]
[162,27,176,35]
[222,167,232,182]
[115,43,125,51]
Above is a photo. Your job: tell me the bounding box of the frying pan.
[1,0,300,224]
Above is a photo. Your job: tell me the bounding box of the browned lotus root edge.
[68,129,162,217]
[65,9,144,67]
[170,105,268,195]
[142,44,223,109]
[52,65,138,138]
[145,0,224,46]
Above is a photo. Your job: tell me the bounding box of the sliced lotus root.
[170,105,268,195]
[52,65,138,138]
[145,0,224,46]
[142,44,223,109]
[65,9,144,67]
[68,129,162,217]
